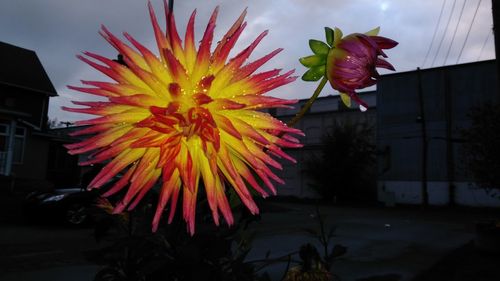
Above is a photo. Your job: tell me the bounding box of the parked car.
[24,186,102,226]
[23,181,159,227]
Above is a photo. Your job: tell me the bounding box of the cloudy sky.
[0,0,495,122]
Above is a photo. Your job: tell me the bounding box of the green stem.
[287,76,328,127]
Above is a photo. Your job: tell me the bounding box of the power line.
[443,0,467,65]
[477,28,492,61]
[431,0,458,67]
[422,0,447,67]
[456,0,483,64]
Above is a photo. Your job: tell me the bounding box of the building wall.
[377,60,500,207]
[380,181,500,207]
[272,92,377,198]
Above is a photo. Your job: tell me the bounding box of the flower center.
[142,100,220,151]
[137,75,221,150]
[182,106,217,141]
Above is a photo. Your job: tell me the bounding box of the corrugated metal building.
[377,60,500,207]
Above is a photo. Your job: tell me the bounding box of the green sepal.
[309,39,330,56]
[301,65,326,81]
[325,27,334,46]
[339,92,352,108]
[299,55,326,68]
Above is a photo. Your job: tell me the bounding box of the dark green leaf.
[325,27,334,46]
[299,55,326,67]
[309,39,330,55]
[301,65,325,81]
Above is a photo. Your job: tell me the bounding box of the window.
[13,127,26,164]
[0,124,8,174]
[0,123,7,152]
[0,124,7,135]
[0,124,27,166]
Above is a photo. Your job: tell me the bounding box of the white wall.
[378,181,500,207]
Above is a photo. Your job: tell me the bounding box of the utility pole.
[417,68,429,206]
[492,0,500,93]
[444,70,455,206]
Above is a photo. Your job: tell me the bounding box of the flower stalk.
[287,76,328,127]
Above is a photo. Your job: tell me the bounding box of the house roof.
[0,41,57,96]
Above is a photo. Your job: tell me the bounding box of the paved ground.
[248,203,496,281]
[0,193,499,281]
[0,222,92,269]
[0,192,100,281]
[412,241,500,281]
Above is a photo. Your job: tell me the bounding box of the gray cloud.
[0,0,495,122]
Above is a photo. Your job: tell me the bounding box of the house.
[377,60,500,207]
[0,41,69,191]
[271,91,377,199]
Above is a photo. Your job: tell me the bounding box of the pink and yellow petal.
[212,8,247,67]
[99,25,150,71]
[147,1,170,63]
[190,7,218,83]
[183,10,197,73]
[153,169,181,231]
[74,109,150,126]
[89,147,146,188]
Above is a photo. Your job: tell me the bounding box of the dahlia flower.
[300,27,397,111]
[64,2,302,234]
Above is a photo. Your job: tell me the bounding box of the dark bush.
[304,120,376,203]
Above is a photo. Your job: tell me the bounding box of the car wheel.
[65,203,88,226]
